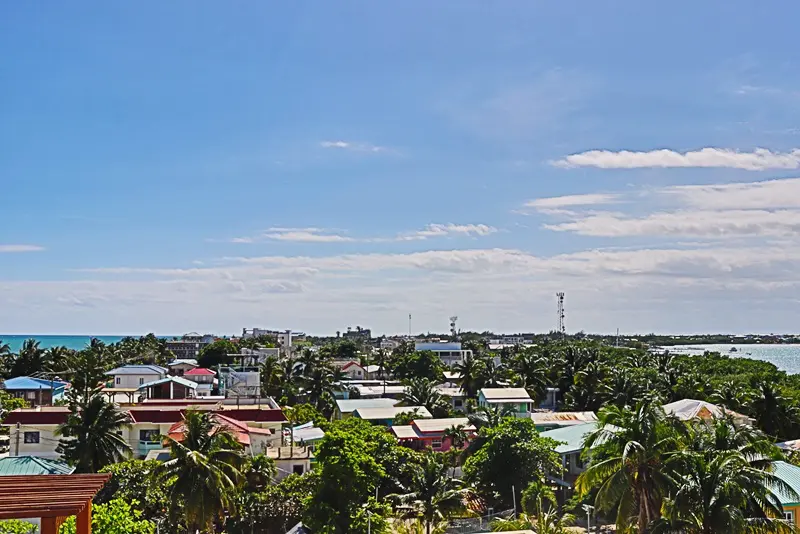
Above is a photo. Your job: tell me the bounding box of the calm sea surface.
[660,344,800,375]
[1,335,127,352]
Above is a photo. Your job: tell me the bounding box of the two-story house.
[0,377,69,407]
[478,388,534,417]
[167,359,198,377]
[183,367,217,397]
[105,365,167,389]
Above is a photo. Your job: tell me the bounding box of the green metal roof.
[540,422,599,454]
[0,456,75,476]
[771,461,800,505]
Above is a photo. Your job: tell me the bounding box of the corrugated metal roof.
[540,422,600,454]
[105,365,167,376]
[413,417,474,433]
[137,376,198,390]
[392,425,420,439]
[480,388,533,402]
[353,406,432,421]
[0,456,75,476]
[531,411,598,425]
[771,461,800,505]
[335,398,399,414]
[1,377,69,391]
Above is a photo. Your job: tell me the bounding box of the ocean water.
[1,335,126,352]
[661,344,800,375]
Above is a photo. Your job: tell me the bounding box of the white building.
[478,388,534,418]
[105,365,167,389]
[414,342,472,368]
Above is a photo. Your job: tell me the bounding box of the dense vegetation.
[4,334,800,532]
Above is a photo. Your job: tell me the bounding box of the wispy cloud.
[524,193,620,209]
[552,147,800,171]
[320,140,387,153]
[0,245,44,253]
[229,224,497,244]
[526,177,800,239]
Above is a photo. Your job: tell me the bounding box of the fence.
[445,508,515,533]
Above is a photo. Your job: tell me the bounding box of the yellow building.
[772,461,800,526]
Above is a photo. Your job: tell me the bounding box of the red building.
[391,417,476,452]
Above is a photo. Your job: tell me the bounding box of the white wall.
[112,372,165,389]
[8,425,60,458]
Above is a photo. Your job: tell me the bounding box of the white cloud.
[524,193,620,209]
[230,223,497,244]
[0,245,44,253]
[552,147,800,171]
[527,177,800,239]
[320,140,386,153]
[397,223,497,241]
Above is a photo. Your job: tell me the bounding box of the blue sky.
[3,1,800,335]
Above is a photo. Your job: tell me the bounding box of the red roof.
[167,413,252,445]
[184,368,216,376]
[1,410,69,426]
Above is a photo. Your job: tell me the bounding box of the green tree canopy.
[197,339,238,368]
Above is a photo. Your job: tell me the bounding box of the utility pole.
[408,314,412,337]
[15,423,20,456]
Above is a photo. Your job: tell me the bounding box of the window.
[574,453,584,469]
[115,377,121,385]
[785,511,795,524]
[292,464,305,475]
[24,432,40,444]
[26,391,36,400]
[139,429,160,442]
[454,399,463,408]
[139,377,145,385]
[432,439,443,449]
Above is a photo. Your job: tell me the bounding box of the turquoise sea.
[660,344,800,375]
[1,335,127,352]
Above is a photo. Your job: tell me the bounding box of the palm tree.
[56,390,132,472]
[509,349,549,402]
[443,424,467,476]
[302,362,337,413]
[388,454,475,534]
[709,380,753,413]
[467,404,512,431]
[576,401,683,533]
[160,410,245,533]
[478,358,506,389]
[751,380,800,440]
[0,339,11,378]
[9,338,49,377]
[454,352,484,399]
[260,355,284,398]
[402,378,445,415]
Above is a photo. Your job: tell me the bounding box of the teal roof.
[540,422,599,454]
[771,461,800,505]
[0,456,75,476]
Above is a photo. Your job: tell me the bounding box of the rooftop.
[105,365,167,376]
[539,422,601,455]
[353,405,432,421]
[662,399,753,423]
[1,376,70,391]
[0,456,75,476]
[771,461,800,505]
[138,375,198,390]
[480,388,533,402]
[413,417,474,433]
[184,367,216,376]
[335,398,399,414]
[168,359,198,367]
[531,411,598,426]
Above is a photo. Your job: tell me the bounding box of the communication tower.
[556,292,566,336]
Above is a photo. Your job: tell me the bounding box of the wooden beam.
[41,517,58,534]
[77,500,91,534]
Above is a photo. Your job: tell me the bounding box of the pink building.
[391,417,476,452]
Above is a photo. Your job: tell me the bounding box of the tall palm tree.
[301,362,337,413]
[454,353,484,399]
[9,338,49,377]
[751,380,799,440]
[509,349,549,402]
[0,340,11,378]
[402,378,445,414]
[260,355,284,398]
[160,410,244,533]
[56,390,132,473]
[478,359,506,389]
[709,380,753,413]
[388,454,475,534]
[467,404,512,431]
[576,401,683,533]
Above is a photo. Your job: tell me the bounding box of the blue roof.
[105,365,167,376]
[414,342,462,351]
[1,377,69,391]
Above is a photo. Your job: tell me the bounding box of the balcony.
[138,440,164,458]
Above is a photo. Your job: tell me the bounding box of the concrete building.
[138,376,198,400]
[167,359,198,376]
[414,342,472,368]
[391,417,476,451]
[183,367,216,397]
[165,333,215,360]
[478,388,533,418]
[105,365,167,389]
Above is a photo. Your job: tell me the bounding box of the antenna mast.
[449,316,459,340]
[556,292,566,337]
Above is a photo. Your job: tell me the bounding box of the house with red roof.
[391,417,476,452]
[183,367,217,397]
[166,412,277,454]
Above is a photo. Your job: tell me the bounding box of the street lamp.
[582,504,595,533]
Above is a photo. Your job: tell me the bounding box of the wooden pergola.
[0,474,111,534]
